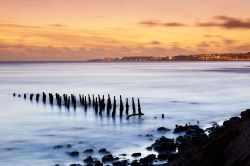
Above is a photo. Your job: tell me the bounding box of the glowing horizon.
[0,0,250,61]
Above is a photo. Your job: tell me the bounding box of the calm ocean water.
[0,62,250,165]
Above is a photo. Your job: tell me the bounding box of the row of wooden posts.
[13,92,144,118]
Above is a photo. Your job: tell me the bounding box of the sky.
[0,0,250,61]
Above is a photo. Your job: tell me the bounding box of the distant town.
[87,52,250,62]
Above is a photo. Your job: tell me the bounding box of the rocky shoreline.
[56,109,250,166]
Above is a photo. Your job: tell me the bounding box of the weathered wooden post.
[125,98,129,114]
[88,94,91,105]
[49,93,53,105]
[92,95,95,107]
[112,96,116,117]
[30,94,34,101]
[95,97,98,112]
[42,92,46,103]
[13,93,16,97]
[98,95,101,106]
[138,98,142,117]
[119,95,124,116]
[71,94,76,109]
[67,97,70,109]
[36,93,40,102]
[107,94,112,111]
[84,96,87,110]
[79,94,82,105]
[101,95,105,110]
[132,97,136,114]
[24,93,27,99]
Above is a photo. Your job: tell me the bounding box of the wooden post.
[95,97,98,112]
[49,93,53,105]
[119,95,124,116]
[88,94,91,105]
[92,95,95,107]
[112,96,116,117]
[125,98,129,114]
[132,97,136,114]
[30,94,34,101]
[36,93,40,102]
[138,98,142,117]
[42,92,46,103]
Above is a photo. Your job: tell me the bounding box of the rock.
[112,160,128,166]
[157,153,168,160]
[131,153,141,157]
[131,161,141,166]
[102,154,114,162]
[173,124,188,133]
[176,136,184,143]
[94,161,103,166]
[66,144,72,148]
[151,136,176,152]
[145,134,153,137]
[95,160,103,166]
[53,145,63,149]
[83,156,93,163]
[167,153,178,162]
[157,127,171,132]
[83,149,94,153]
[68,151,79,157]
[241,109,250,120]
[69,164,82,166]
[223,117,240,127]
[146,146,152,151]
[169,109,250,166]
[119,153,127,156]
[139,154,156,165]
[98,148,110,154]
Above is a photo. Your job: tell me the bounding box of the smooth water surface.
[0,62,250,165]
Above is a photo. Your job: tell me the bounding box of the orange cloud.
[138,20,186,27]
[197,16,250,29]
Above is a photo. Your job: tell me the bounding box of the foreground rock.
[151,136,176,153]
[169,109,250,166]
[102,154,114,162]
[139,154,156,165]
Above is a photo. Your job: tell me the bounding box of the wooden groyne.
[13,92,144,119]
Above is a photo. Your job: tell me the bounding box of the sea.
[0,62,250,165]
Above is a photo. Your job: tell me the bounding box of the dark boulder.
[157,153,168,160]
[170,109,250,166]
[98,148,110,154]
[53,145,63,149]
[131,161,141,166]
[146,146,152,151]
[131,153,141,157]
[139,154,156,165]
[94,161,103,166]
[68,151,79,157]
[151,136,176,152]
[102,154,114,162]
[83,149,94,153]
[157,127,171,133]
[83,156,93,163]
[223,117,240,127]
[112,160,128,166]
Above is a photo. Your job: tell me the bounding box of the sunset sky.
[0,0,250,61]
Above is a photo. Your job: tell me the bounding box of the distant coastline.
[1,52,250,62]
[87,52,250,62]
